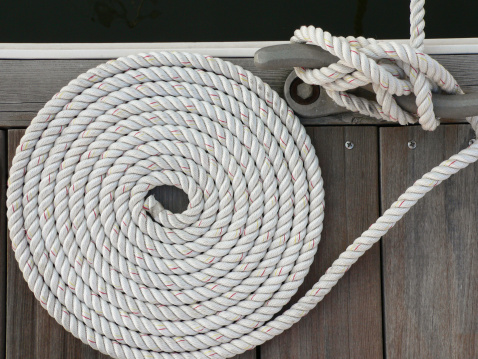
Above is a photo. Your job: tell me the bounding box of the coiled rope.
[7,52,323,358]
[6,1,478,359]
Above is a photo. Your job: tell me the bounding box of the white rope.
[293,0,478,132]
[7,52,323,358]
[6,1,478,359]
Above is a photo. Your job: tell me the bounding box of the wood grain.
[0,131,6,359]
[0,58,289,113]
[380,124,478,359]
[261,126,383,359]
[5,129,255,359]
[1,55,477,127]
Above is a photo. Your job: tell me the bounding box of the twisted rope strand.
[8,52,324,358]
[292,1,476,132]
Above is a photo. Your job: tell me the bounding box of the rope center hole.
[148,185,189,214]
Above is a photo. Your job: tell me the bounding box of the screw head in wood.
[408,140,417,150]
[345,141,354,150]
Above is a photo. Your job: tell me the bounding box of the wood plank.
[2,55,478,112]
[0,112,35,128]
[0,58,289,113]
[261,126,383,359]
[0,131,6,359]
[1,55,477,127]
[380,124,478,359]
[6,130,256,359]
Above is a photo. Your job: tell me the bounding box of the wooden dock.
[1,56,477,359]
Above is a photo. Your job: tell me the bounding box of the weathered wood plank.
[380,124,478,359]
[0,131,6,359]
[1,55,477,127]
[0,58,289,113]
[0,112,35,128]
[261,126,383,359]
[5,129,255,359]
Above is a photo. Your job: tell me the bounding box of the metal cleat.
[254,43,478,120]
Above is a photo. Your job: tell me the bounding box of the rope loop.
[7,51,326,359]
[290,0,478,132]
[292,25,464,131]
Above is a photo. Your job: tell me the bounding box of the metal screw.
[345,141,354,150]
[408,140,417,150]
[469,139,476,146]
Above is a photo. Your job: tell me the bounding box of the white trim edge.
[1,39,478,59]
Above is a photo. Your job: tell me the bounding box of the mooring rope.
[293,0,478,132]
[6,1,478,359]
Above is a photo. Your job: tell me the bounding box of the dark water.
[1,0,476,43]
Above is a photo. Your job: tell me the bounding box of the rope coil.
[6,1,478,359]
[7,52,324,358]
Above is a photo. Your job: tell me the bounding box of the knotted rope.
[293,0,478,132]
[6,1,478,359]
